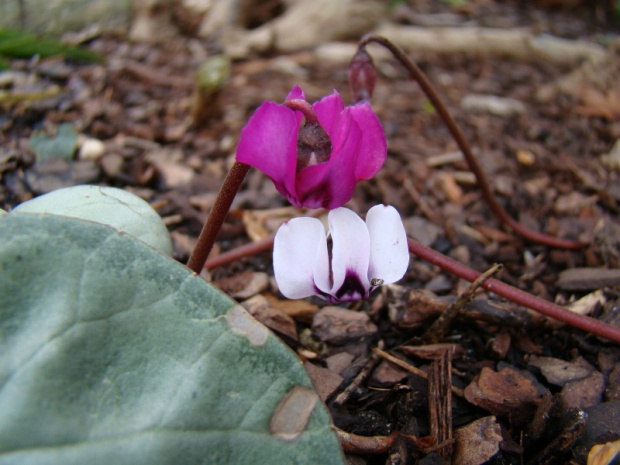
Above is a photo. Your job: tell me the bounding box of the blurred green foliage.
[0,29,102,70]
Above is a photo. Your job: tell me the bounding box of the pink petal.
[348,103,387,180]
[366,205,409,285]
[273,217,329,299]
[313,90,345,139]
[236,101,303,203]
[328,208,371,301]
[286,85,305,101]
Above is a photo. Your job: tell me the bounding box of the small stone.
[325,352,355,374]
[577,401,620,459]
[425,274,453,293]
[312,306,377,345]
[100,152,125,179]
[403,216,444,247]
[78,137,106,160]
[528,356,595,387]
[516,149,536,166]
[155,161,195,190]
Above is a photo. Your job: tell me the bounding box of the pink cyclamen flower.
[273,205,408,304]
[236,86,387,210]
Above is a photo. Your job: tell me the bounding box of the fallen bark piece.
[452,416,502,465]
[266,294,319,325]
[385,285,448,328]
[374,24,607,66]
[312,306,378,344]
[489,332,511,359]
[202,0,384,56]
[428,351,453,460]
[216,270,270,300]
[464,367,543,422]
[605,364,620,402]
[528,356,595,387]
[369,360,408,387]
[461,94,526,117]
[560,370,605,410]
[556,268,620,290]
[587,439,620,465]
[303,362,343,402]
[240,295,298,342]
[399,343,465,360]
[566,290,606,316]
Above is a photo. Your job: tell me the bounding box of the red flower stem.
[358,34,586,250]
[284,99,318,124]
[203,231,620,344]
[204,234,274,270]
[203,209,326,270]
[408,237,620,344]
[187,161,250,273]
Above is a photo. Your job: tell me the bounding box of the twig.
[335,428,398,455]
[373,347,465,397]
[421,263,503,343]
[358,34,586,250]
[187,161,250,273]
[333,341,383,407]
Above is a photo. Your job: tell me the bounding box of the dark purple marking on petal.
[334,269,368,302]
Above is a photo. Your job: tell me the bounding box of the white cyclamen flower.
[273,205,409,303]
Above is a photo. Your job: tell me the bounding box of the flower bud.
[296,122,332,171]
[348,48,377,104]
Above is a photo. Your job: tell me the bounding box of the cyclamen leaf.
[12,185,173,255]
[0,213,344,465]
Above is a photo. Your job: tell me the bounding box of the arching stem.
[357,34,586,250]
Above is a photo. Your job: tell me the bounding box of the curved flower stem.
[187,161,250,273]
[358,34,586,250]
[203,232,620,344]
[407,238,620,344]
[284,99,318,124]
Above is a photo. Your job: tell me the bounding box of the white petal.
[328,208,371,299]
[366,204,409,284]
[273,217,329,299]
